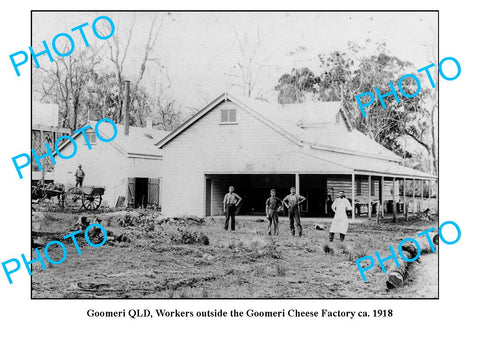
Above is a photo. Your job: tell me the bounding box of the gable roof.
[56,121,169,159]
[156,92,303,148]
[156,92,400,162]
[157,92,435,179]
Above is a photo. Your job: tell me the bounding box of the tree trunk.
[73,97,79,131]
[386,237,437,289]
[429,75,438,176]
[430,103,438,175]
[386,252,409,289]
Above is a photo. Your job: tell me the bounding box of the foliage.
[274,41,438,174]
[275,68,319,104]
[32,14,183,134]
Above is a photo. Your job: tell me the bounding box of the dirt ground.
[31,211,438,298]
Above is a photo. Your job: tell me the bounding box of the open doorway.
[127,177,160,208]
[206,174,295,216]
[134,178,148,208]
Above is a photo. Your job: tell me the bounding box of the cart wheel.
[65,188,83,210]
[83,194,102,211]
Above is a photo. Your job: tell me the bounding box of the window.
[85,132,97,144]
[356,179,362,195]
[371,179,375,196]
[220,109,237,123]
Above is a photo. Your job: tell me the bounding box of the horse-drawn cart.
[32,183,105,211]
[64,186,105,211]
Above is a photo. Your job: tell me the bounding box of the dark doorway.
[306,188,324,216]
[128,177,161,208]
[134,177,148,208]
[301,175,328,217]
[207,174,295,216]
[205,178,212,216]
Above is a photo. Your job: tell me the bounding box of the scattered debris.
[119,212,139,228]
[76,282,112,292]
[170,228,209,245]
[323,244,334,254]
[202,253,214,261]
[420,208,435,221]
[159,216,205,226]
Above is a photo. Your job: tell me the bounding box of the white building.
[54,121,168,208]
[156,92,436,218]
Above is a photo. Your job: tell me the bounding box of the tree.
[102,13,165,124]
[273,42,438,174]
[32,13,180,135]
[33,46,101,131]
[274,67,319,104]
[231,28,270,99]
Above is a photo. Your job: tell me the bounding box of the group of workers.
[223,185,353,242]
[76,166,352,241]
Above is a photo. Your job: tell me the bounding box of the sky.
[32,11,438,109]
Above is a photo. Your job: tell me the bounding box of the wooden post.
[429,179,432,199]
[380,176,384,218]
[392,177,397,222]
[403,178,407,218]
[295,173,300,194]
[295,173,300,213]
[413,179,416,215]
[351,173,355,221]
[368,175,372,219]
[420,179,424,212]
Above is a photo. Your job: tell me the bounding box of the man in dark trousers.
[283,186,306,237]
[265,189,283,236]
[223,186,242,231]
[75,165,85,188]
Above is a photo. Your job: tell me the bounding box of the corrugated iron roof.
[55,121,169,159]
[95,122,169,158]
[302,148,435,178]
[231,94,401,162]
[157,92,436,179]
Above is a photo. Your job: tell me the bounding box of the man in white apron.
[329,191,352,242]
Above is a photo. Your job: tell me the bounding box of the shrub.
[323,244,334,255]
[170,228,209,245]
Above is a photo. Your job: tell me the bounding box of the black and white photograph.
[30,11,439,299]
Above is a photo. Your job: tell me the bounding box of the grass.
[31,213,438,298]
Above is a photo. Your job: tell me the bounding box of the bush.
[323,244,334,255]
[170,228,209,245]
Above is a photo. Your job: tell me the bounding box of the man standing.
[329,191,353,242]
[265,189,282,236]
[223,186,242,231]
[75,165,85,188]
[283,187,306,237]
